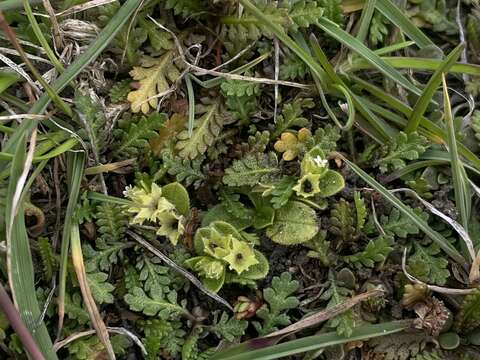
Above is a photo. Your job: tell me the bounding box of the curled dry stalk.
[70,223,115,360]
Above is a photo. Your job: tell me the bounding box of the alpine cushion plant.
[1,0,480,359]
[185,221,269,292]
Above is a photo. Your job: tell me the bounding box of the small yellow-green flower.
[203,228,231,259]
[293,173,321,198]
[124,183,175,224]
[190,256,225,280]
[222,237,258,274]
[274,128,312,161]
[156,211,185,245]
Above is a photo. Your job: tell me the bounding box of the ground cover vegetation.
[1,0,480,358]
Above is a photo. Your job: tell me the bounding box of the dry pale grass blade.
[0,114,48,121]
[84,158,136,175]
[56,0,116,17]
[401,249,476,295]
[70,224,115,360]
[265,287,384,338]
[390,188,476,263]
[54,327,147,355]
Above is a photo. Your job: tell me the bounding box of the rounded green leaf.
[162,182,190,215]
[240,250,269,280]
[266,201,318,245]
[439,332,460,350]
[318,170,345,198]
[202,271,226,293]
[202,203,253,230]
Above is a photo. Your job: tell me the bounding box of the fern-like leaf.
[329,198,356,246]
[94,203,128,243]
[320,275,356,336]
[282,0,324,31]
[74,88,108,154]
[354,191,367,232]
[377,132,429,173]
[175,100,233,159]
[455,287,480,333]
[272,98,314,138]
[219,191,252,220]
[127,53,181,113]
[407,243,450,285]
[84,240,133,273]
[109,79,131,103]
[253,272,300,336]
[124,287,186,318]
[211,312,248,341]
[165,0,204,17]
[86,271,115,304]
[380,207,428,238]
[162,149,206,187]
[141,319,186,359]
[37,237,56,282]
[280,51,309,80]
[113,112,166,159]
[344,235,393,268]
[136,256,172,294]
[223,152,281,187]
[64,292,90,325]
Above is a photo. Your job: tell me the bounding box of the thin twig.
[127,230,233,311]
[0,283,44,360]
[42,0,64,50]
[148,16,309,89]
[266,287,384,338]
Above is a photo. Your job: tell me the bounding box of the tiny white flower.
[312,155,328,168]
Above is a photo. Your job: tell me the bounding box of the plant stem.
[0,283,44,360]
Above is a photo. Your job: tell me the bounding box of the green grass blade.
[316,17,421,96]
[57,152,85,333]
[405,44,464,133]
[373,41,415,55]
[5,134,57,359]
[350,76,480,171]
[375,0,434,48]
[185,74,195,137]
[211,321,409,360]
[356,0,377,43]
[238,0,325,81]
[346,57,480,75]
[0,0,41,10]
[1,0,143,158]
[87,191,138,207]
[309,34,394,139]
[442,74,472,259]
[0,71,19,94]
[341,156,465,265]
[23,0,64,72]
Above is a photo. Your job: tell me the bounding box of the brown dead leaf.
[150,113,186,156]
